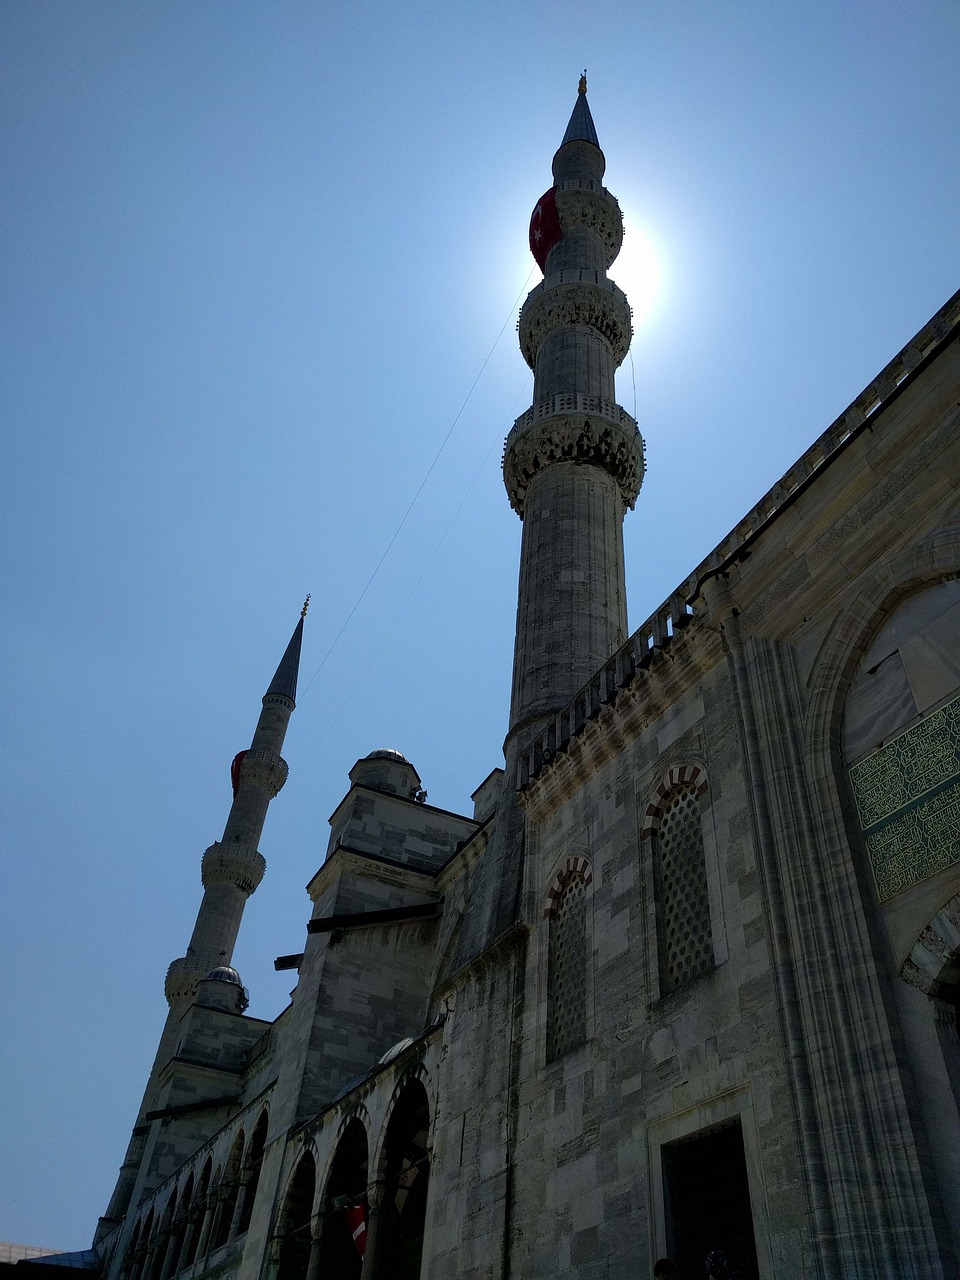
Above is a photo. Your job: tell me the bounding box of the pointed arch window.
[235,1108,267,1237]
[545,857,592,1062]
[646,767,713,994]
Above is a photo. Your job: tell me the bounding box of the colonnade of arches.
[122,1108,267,1280]
[274,1076,431,1280]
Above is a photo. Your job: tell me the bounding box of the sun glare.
[610,217,664,333]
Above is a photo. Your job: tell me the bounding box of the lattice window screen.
[546,875,588,1062]
[654,784,713,992]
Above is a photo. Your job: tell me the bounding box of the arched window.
[168,1172,193,1276]
[182,1160,211,1269]
[276,1153,317,1280]
[154,1191,177,1280]
[648,768,713,994]
[545,858,592,1062]
[210,1129,244,1251]
[235,1109,267,1237]
[122,1218,143,1280]
[380,1080,430,1280]
[135,1211,154,1280]
[320,1117,368,1278]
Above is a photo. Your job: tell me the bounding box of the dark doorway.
[320,1118,368,1279]
[662,1120,759,1280]
[381,1080,431,1280]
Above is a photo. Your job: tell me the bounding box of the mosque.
[58,82,960,1278]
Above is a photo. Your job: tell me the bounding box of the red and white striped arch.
[543,855,594,919]
[640,763,708,841]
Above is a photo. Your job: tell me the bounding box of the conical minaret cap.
[553,75,605,184]
[264,601,308,704]
[560,86,600,147]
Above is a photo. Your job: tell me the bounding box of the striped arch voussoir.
[543,855,594,918]
[640,764,708,841]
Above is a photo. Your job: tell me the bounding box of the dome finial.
[579,69,587,95]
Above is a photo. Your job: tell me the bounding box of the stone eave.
[436,820,491,889]
[306,843,441,902]
[325,782,478,830]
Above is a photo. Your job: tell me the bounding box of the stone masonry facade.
[87,87,960,1280]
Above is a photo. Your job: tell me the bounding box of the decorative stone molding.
[201,841,266,895]
[900,891,960,998]
[519,279,632,369]
[164,955,212,1004]
[237,747,288,797]
[554,182,623,265]
[543,855,593,918]
[503,412,644,515]
[513,392,636,432]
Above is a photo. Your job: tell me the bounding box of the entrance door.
[662,1120,759,1280]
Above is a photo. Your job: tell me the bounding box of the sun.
[609,215,664,333]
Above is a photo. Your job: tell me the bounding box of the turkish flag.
[529,186,562,271]
[230,751,247,797]
[345,1204,366,1258]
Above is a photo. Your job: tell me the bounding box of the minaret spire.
[503,83,644,742]
[165,608,306,1002]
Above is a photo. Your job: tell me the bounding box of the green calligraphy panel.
[849,695,960,901]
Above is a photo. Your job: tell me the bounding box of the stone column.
[359,1183,384,1280]
[304,1214,324,1280]
[158,1223,180,1279]
[173,1208,200,1275]
[193,1193,216,1262]
[228,1166,252,1238]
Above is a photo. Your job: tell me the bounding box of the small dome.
[204,965,243,986]
[378,1036,416,1066]
[365,748,409,763]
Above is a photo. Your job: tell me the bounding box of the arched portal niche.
[276,1152,317,1280]
[320,1118,368,1278]
[380,1079,431,1280]
[235,1108,268,1237]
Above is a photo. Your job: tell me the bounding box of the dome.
[204,965,243,986]
[365,748,409,763]
[378,1036,416,1066]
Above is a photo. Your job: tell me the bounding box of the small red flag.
[230,751,247,797]
[344,1204,366,1258]
[529,187,562,271]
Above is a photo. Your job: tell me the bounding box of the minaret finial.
[301,593,311,620]
[579,69,587,95]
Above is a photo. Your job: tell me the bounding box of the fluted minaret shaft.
[503,85,644,742]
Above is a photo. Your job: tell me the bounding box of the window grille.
[654,784,713,992]
[546,874,588,1061]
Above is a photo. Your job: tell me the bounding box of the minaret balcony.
[519,276,632,369]
[201,841,267,894]
[503,400,644,516]
[236,747,289,797]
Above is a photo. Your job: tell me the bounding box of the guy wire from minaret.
[294,266,536,706]
[286,373,533,789]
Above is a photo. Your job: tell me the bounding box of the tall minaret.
[458,81,644,960]
[503,77,644,744]
[164,600,306,1003]
[97,604,307,1236]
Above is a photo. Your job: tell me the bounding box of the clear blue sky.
[3,0,959,1250]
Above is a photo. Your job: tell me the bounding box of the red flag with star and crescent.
[529,187,562,271]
